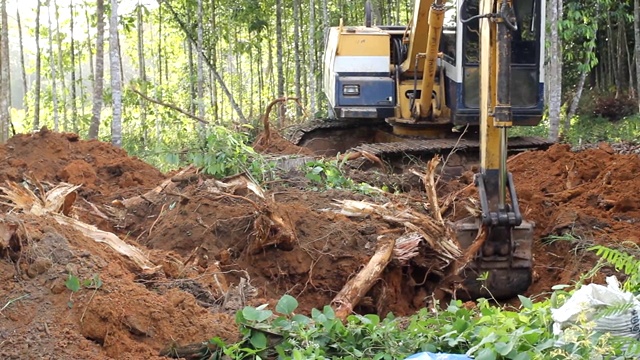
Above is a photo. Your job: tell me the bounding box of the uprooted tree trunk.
[331,236,395,321]
[329,156,473,318]
[254,96,306,148]
[114,167,295,256]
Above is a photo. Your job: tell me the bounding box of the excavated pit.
[0,129,638,359]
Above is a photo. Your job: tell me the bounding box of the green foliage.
[303,159,377,194]
[156,125,274,182]
[65,273,81,293]
[590,245,640,293]
[207,293,633,359]
[65,273,103,309]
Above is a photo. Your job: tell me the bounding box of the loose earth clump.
[0,130,638,359]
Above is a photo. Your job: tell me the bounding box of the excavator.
[287,0,550,299]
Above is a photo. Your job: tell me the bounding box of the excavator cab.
[321,0,545,131]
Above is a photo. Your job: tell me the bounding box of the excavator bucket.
[454,219,533,300]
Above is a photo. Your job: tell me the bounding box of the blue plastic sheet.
[405,352,472,360]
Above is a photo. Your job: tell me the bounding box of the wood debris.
[0,180,158,272]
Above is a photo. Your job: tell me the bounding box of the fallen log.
[332,236,395,321]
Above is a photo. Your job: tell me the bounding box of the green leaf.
[242,306,272,322]
[65,274,81,292]
[475,348,497,360]
[276,294,299,315]
[512,352,532,360]
[518,295,533,310]
[291,313,311,325]
[494,341,514,356]
[323,305,336,320]
[249,331,267,349]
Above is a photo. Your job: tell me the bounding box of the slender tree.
[54,0,67,130]
[85,9,94,84]
[70,2,78,132]
[47,1,60,131]
[196,0,205,120]
[635,0,640,110]
[308,0,317,116]
[276,0,285,126]
[110,0,123,147]
[547,0,562,140]
[34,0,42,130]
[88,0,105,139]
[17,9,28,113]
[293,0,302,117]
[0,0,10,140]
[137,3,148,144]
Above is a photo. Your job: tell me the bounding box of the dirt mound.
[0,212,238,360]
[253,131,315,156]
[509,143,640,295]
[0,128,165,202]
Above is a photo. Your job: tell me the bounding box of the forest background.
[0,0,638,171]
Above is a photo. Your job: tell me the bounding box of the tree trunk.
[635,0,640,110]
[34,0,42,130]
[157,5,163,86]
[565,56,590,130]
[623,25,634,98]
[70,3,78,133]
[163,1,246,123]
[0,0,10,141]
[54,0,67,131]
[293,0,302,117]
[308,0,317,116]
[88,0,105,139]
[196,0,205,121]
[85,10,94,85]
[322,0,329,43]
[137,3,147,144]
[47,2,59,131]
[547,0,562,141]
[17,9,28,114]
[187,39,195,115]
[209,0,218,121]
[276,0,285,127]
[110,0,122,147]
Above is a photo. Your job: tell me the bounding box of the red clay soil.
[0,128,165,202]
[252,131,315,156]
[509,143,640,296]
[0,130,639,359]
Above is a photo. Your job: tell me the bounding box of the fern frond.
[589,245,640,275]
[594,302,636,319]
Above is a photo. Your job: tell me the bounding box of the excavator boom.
[287,0,549,299]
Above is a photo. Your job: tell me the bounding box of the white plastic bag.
[551,276,640,339]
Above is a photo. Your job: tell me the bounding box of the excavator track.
[286,119,554,173]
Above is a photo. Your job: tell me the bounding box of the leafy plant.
[590,244,640,293]
[303,159,378,195]
[64,273,103,309]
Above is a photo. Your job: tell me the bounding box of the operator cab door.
[440,0,545,126]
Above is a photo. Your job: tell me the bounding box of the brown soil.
[0,130,638,359]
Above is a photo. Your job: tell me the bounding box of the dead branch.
[332,236,395,321]
[337,151,385,169]
[129,88,209,125]
[257,96,305,147]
